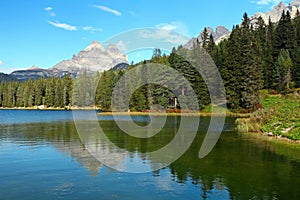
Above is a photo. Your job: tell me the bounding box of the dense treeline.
[1,11,300,112]
[0,75,73,108]
[208,11,300,112]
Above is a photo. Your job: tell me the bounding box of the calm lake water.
[0,110,300,199]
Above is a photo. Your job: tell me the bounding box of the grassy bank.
[237,93,300,141]
[0,105,250,117]
[99,107,250,117]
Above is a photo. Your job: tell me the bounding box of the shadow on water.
[1,114,300,199]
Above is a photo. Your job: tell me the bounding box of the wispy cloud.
[48,21,77,31]
[44,7,55,17]
[44,7,52,11]
[156,23,178,31]
[156,22,190,37]
[139,29,189,46]
[0,60,3,65]
[129,11,136,16]
[82,26,103,32]
[115,41,127,52]
[251,0,285,6]
[91,5,122,16]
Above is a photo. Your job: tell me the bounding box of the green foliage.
[260,96,300,140]
[0,76,73,108]
[219,13,262,112]
[276,49,293,94]
[238,95,300,140]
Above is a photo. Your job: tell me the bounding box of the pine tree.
[33,78,45,106]
[263,17,278,90]
[292,10,300,86]
[201,27,209,49]
[239,13,262,111]
[206,34,216,56]
[45,78,56,107]
[274,11,296,58]
[63,75,73,107]
[222,25,242,110]
[95,70,115,111]
[276,49,293,94]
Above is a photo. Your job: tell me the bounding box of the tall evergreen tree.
[239,13,262,111]
[274,11,296,58]
[201,27,209,49]
[276,49,293,94]
[292,10,300,86]
[263,17,278,90]
[222,25,242,110]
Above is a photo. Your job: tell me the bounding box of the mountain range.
[6,41,128,81]
[1,0,300,82]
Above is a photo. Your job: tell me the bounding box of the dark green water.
[0,110,300,199]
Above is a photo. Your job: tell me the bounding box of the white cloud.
[156,21,190,37]
[156,23,178,31]
[83,26,103,32]
[0,60,3,65]
[91,5,122,16]
[44,7,56,16]
[139,29,189,46]
[48,21,77,31]
[115,41,127,52]
[44,7,52,11]
[251,0,285,6]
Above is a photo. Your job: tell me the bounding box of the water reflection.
[0,116,300,199]
[0,121,103,176]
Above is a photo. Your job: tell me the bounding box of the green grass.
[261,96,300,140]
[262,95,282,109]
[237,93,300,141]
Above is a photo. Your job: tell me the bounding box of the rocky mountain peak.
[183,26,230,49]
[106,44,120,54]
[290,0,300,6]
[276,1,286,10]
[53,41,128,75]
[84,40,105,52]
[27,65,41,70]
[251,0,300,25]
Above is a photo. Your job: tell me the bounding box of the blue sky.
[0,0,289,73]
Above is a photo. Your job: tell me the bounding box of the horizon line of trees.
[1,11,300,113]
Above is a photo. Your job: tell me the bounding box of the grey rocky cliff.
[251,1,300,25]
[53,41,128,74]
[184,26,230,49]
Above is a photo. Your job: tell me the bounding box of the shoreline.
[0,107,250,117]
[238,131,300,144]
[98,111,250,118]
[0,106,99,111]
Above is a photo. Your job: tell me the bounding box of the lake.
[0,110,300,199]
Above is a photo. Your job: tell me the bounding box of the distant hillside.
[0,73,18,82]
[10,68,53,82]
